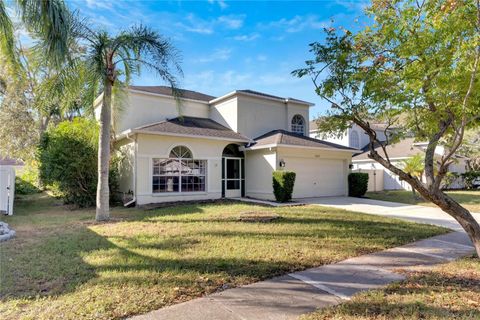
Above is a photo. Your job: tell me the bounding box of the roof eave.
[132,129,252,143]
[245,143,357,153]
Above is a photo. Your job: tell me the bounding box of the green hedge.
[348,172,369,197]
[272,171,296,202]
[38,118,119,207]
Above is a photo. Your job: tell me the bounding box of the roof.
[132,116,251,142]
[309,118,394,132]
[237,90,313,106]
[353,137,421,160]
[249,130,357,151]
[0,157,24,166]
[129,86,216,102]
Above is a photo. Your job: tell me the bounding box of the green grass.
[0,193,447,320]
[366,190,480,213]
[302,257,480,320]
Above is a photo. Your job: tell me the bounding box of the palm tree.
[0,0,72,67]
[74,25,182,221]
[401,154,425,199]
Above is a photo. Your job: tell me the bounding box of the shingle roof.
[0,157,24,166]
[353,138,421,160]
[309,118,395,132]
[134,116,251,142]
[129,86,216,102]
[250,130,357,151]
[238,89,313,105]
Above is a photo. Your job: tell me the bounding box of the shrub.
[461,171,480,189]
[348,172,369,197]
[38,118,119,207]
[272,171,296,202]
[15,161,41,195]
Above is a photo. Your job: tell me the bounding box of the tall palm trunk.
[96,78,112,221]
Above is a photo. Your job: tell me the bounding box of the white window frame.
[152,146,207,193]
[291,114,305,135]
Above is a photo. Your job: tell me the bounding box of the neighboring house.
[309,120,468,191]
[100,86,357,206]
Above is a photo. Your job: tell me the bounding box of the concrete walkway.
[303,196,480,231]
[130,198,478,320]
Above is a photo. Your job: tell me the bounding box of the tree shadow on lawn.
[0,224,295,303]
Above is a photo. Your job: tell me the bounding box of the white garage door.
[284,157,346,198]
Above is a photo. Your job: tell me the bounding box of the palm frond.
[0,1,19,68]
[16,0,72,66]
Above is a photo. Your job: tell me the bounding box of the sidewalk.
[130,231,475,320]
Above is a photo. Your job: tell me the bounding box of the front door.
[224,158,242,198]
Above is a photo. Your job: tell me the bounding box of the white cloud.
[208,0,228,9]
[177,14,245,35]
[257,54,267,61]
[85,0,113,10]
[262,15,328,33]
[193,48,232,63]
[233,33,260,41]
[218,15,244,29]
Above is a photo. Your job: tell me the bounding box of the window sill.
[149,192,209,197]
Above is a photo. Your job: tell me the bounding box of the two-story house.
[310,120,467,191]
[103,86,356,205]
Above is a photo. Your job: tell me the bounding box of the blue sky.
[67,0,369,118]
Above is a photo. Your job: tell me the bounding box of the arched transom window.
[170,145,192,159]
[152,146,206,193]
[349,130,360,149]
[291,115,305,135]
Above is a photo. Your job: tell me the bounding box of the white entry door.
[225,158,242,198]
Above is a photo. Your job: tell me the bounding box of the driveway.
[303,196,480,231]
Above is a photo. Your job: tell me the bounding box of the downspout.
[124,133,137,207]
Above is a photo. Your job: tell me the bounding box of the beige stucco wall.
[209,97,238,131]
[134,133,237,205]
[111,91,210,133]
[230,95,310,139]
[245,148,277,200]
[115,138,136,195]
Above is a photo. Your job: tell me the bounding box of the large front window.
[152,146,206,193]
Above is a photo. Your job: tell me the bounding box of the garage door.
[284,157,346,198]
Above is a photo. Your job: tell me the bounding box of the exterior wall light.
[279,160,286,168]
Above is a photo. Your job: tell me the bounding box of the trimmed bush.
[272,171,296,202]
[348,172,369,197]
[38,118,119,207]
[461,171,480,189]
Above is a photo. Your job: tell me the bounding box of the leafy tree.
[294,0,480,256]
[401,154,424,199]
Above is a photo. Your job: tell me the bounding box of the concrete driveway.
[303,196,480,231]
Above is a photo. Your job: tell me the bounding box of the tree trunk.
[427,191,480,256]
[96,78,112,221]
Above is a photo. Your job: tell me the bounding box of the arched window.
[350,130,360,149]
[169,146,192,159]
[152,146,206,193]
[291,115,305,135]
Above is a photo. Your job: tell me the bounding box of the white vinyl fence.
[0,166,15,215]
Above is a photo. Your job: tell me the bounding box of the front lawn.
[367,190,480,213]
[0,193,447,320]
[302,257,480,320]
